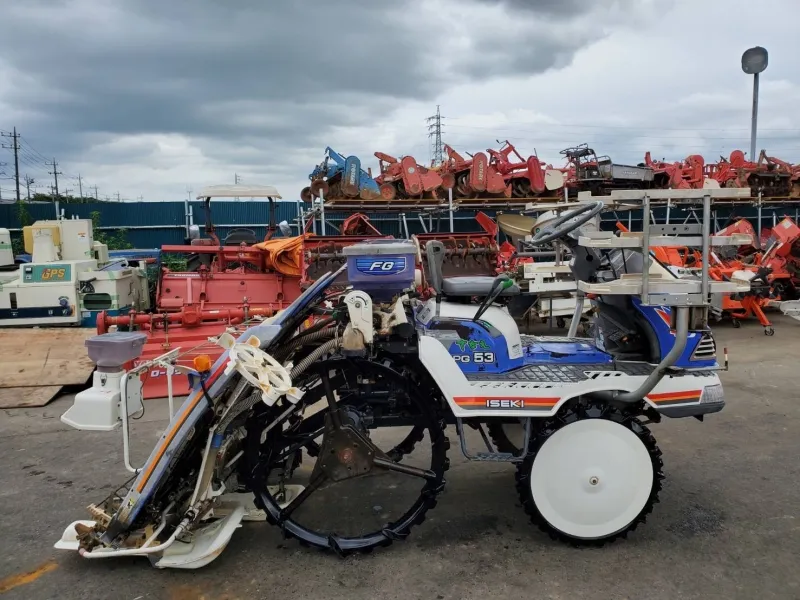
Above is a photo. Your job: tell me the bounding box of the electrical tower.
[47,158,62,200]
[426,105,445,167]
[1,127,21,201]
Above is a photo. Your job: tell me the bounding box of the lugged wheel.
[515,402,663,546]
[245,358,449,556]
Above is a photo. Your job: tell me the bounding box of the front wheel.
[245,358,450,556]
[515,402,663,546]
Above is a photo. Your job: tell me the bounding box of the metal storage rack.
[573,188,753,307]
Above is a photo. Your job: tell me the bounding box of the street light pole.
[741,46,768,161]
[749,71,759,161]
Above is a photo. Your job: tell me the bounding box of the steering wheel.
[528,200,605,246]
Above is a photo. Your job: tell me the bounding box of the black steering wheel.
[528,200,605,246]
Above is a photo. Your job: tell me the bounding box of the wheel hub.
[311,411,388,483]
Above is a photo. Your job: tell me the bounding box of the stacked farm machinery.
[301,141,800,205]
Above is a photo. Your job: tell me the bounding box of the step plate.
[465,361,654,383]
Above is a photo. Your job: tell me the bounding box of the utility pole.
[0,127,21,202]
[426,105,445,167]
[234,173,241,201]
[64,188,73,198]
[47,158,62,201]
[24,176,34,200]
[0,162,7,202]
[76,173,83,199]
[137,195,144,201]
[115,191,121,202]
[90,185,99,201]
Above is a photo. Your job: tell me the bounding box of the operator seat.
[424,240,521,299]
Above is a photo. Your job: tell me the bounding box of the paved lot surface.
[1,316,799,600]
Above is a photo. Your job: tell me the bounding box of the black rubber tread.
[248,357,449,557]
[514,401,663,547]
[486,422,523,455]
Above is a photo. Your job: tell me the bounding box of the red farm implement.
[412,211,499,279]
[373,152,443,200]
[644,152,708,189]
[440,144,510,200]
[487,140,565,198]
[708,150,800,197]
[302,213,392,283]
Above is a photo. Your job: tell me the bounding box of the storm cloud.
[1,0,798,201]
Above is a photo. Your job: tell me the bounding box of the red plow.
[487,140,565,198]
[441,144,510,199]
[374,152,444,200]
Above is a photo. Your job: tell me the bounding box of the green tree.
[90,210,133,250]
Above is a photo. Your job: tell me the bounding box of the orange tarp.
[254,234,313,277]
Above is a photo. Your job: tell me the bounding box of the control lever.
[425,241,445,317]
[473,274,514,322]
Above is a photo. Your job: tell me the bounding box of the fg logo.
[356,257,406,275]
[369,261,397,271]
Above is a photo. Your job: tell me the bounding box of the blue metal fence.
[2,200,799,250]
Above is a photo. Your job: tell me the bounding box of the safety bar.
[118,349,188,473]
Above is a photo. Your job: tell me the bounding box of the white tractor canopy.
[196,184,282,199]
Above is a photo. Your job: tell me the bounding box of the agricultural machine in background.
[412,211,500,279]
[374,152,443,200]
[487,140,565,198]
[441,144,510,199]
[97,186,394,399]
[300,147,381,203]
[644,153,711,190]
[561,143,655,194]
[708,150,800,197]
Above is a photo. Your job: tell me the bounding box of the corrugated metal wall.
[2,200,799,249]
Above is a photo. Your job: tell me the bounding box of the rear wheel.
[515,402,662,546]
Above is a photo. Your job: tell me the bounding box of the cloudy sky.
[1,0,798,202]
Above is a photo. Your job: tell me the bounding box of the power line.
[426,105,445,167]
[18,135,51,162]
[0,128,21,202]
